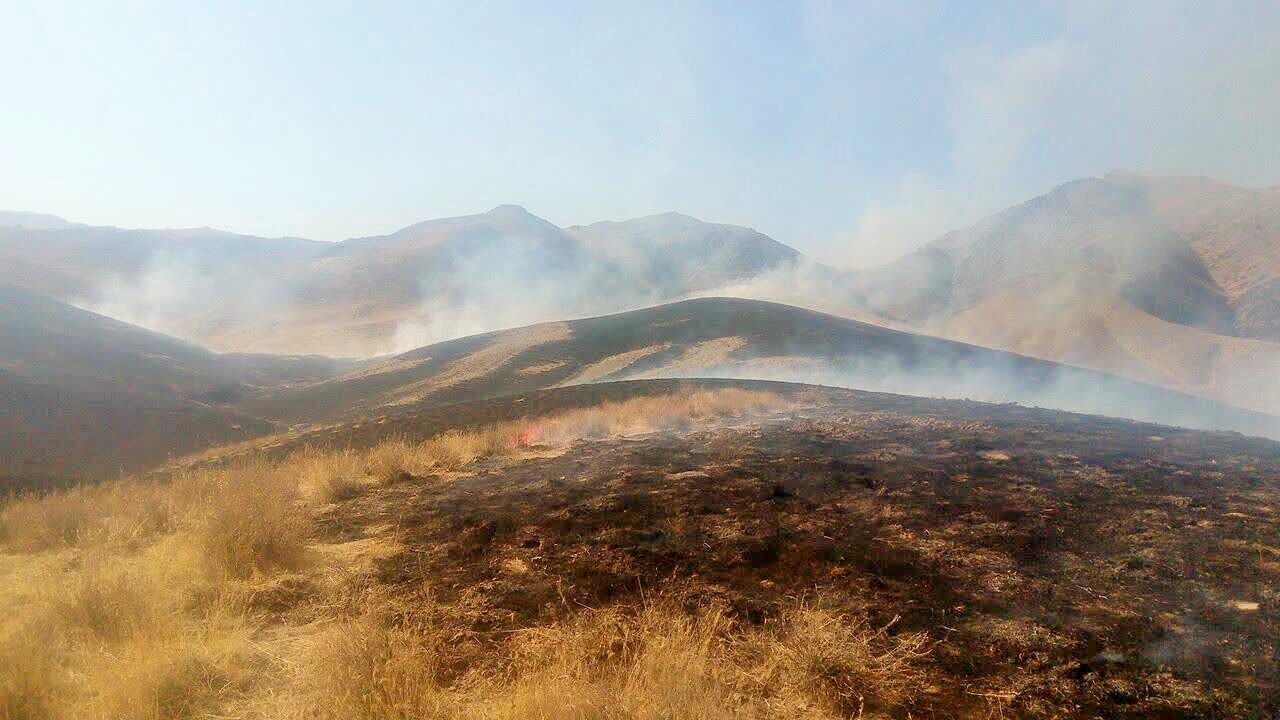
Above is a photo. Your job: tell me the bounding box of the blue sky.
[2,1,1277,265]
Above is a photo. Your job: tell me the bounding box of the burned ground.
[311,384,1280,717]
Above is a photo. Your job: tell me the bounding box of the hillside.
[852,173,1280,414]
[5,380,1277,717]
[0,286,350,487]
[240,297,1280,440]
[1118,172,1280,339]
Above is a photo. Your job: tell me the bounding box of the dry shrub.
[0,479,176,553]
[0,469,205,555]
[186,460,310,579]
[363,438,422,483]
[0,458,304,719]
[45,562,168,645]
[423,425,526,469]
[0,490,96,552]
[2,548,255,720]
[280,600,460,720]
[0,621,61,720]
[295,447,366,503]
[472,601,930,720]
[747,605,932,715]
[74,625,254,720]
[472,604,743,720]
[363,426,528,483]
[279,601,755,720]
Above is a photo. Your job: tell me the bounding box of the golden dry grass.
[275,597,931,720]
[525,388,787,446]
[0,389,891,720]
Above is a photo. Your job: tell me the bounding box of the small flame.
[510,425,542,449]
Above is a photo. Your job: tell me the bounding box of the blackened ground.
[306,382,1280,718]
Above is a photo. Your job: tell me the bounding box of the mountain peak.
[0,211,73,230]
[486,203,535,217]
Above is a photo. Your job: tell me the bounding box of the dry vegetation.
[3,389,916,720]
[267,594,929,720]
[7,381,1274,717]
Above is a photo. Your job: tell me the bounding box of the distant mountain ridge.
[0,211,74,229]
[0,205,801,357]
[854,173,1280,340]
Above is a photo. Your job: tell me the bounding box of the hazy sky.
[3,1,1278,266]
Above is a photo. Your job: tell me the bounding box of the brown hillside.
[238,298,1280,441]
[855,174,1280,414]
[7,380,1277,718]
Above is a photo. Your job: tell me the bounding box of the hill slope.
[21,379,1276,717]
[1122,172,1280,339]
[241,297,1279,439]
[0,286,349,487]
[851,173,1280,414]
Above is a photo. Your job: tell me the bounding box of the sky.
[2,0,1278,266]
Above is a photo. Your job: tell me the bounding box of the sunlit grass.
[0,389,883,720]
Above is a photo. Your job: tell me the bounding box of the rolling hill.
[240,297,1280,440]
[9,287,1274,489]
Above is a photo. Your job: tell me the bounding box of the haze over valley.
[3,3,1279,717]
[4,171,1278,418]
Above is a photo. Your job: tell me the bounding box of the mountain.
[851,173,1280,415]
[0,211,73,230]
[0,207,804,356]
[0,286,350,488]
[0,222,328,350]
[1115,172,1280,340]
[241,297,1278,439]
[566,212,800,296]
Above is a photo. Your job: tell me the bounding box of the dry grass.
[186,460,311,579]
[353,388,786,484]
[746,605,933,716]
[525,388,787,446]
[277,598,932,720]
[0,478,174,553]
[0,620,60,720]
[276,594,460,720]
[73,626,254,720]
[362,425,522,483]
[295,447,367,503]
[475,603,743,720]
[0,389,832,720]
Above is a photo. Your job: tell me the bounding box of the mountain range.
[0,205,800,357]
